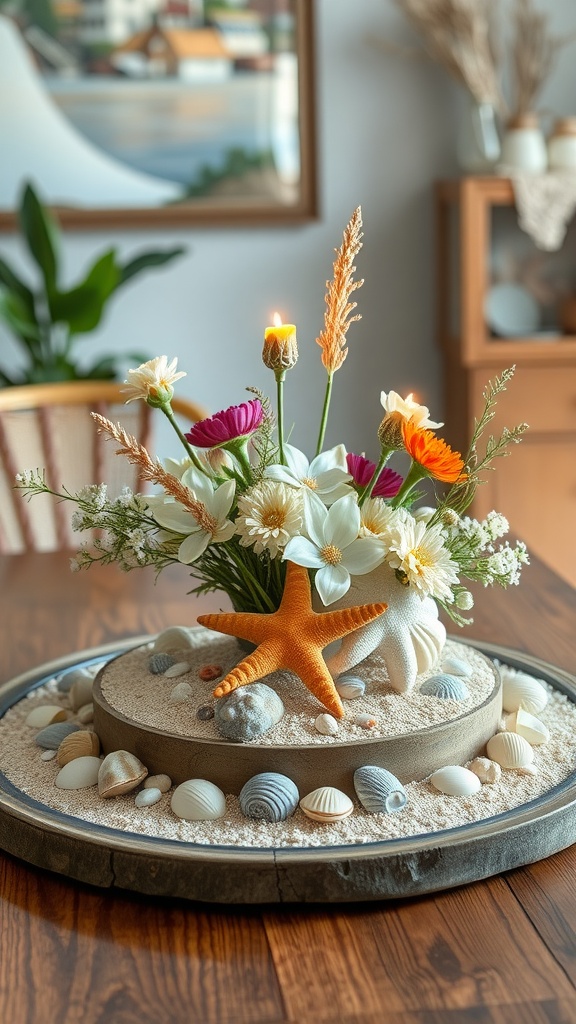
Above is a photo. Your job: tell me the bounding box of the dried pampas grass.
[510,0,576,119]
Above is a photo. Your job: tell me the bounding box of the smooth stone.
[164,662,191,678]
[169,682,193,704]
[35,722,81,749]
[77,703,94,724]
[26,705,68,728]
[135,788,162,808]
[144,774,172,793]
[443,656,473,678]
[214,683,284,742]
[41,749,57,761]
[197,705,215,721]
[55,756,101,790]
[149,653,176,675]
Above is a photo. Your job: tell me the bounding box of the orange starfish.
[197,561,387,719]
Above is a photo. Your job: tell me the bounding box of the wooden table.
[0,552,575,1024]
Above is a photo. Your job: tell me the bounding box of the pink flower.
[186,399,263,449]
[346,453,402,498]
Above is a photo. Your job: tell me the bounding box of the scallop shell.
[486,731,534,769]
[299,786,353,823]
[442,656,473,678]
[135,788,162,808]
[335,674,366,700]
[55,755,101,790]
[354,766,407,814]
[239,772,299,822]
[98,750,148,797]
[501,668,548,715]
[26,705,68,728]
[171,779,226,821]
[430,766,482,796]
[506,707,550,745]
[144,774,172,793]
[420,674,469,700]
[35,722,81,749]
[56,730,100,767]
[467,756,502,785]
[314,713,339,736]
[153,626,195,654]
[69,675,95,712]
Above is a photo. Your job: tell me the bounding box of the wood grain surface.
[0,552,575,1024]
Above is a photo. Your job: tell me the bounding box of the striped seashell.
[501,668,548,715]
[299,786,353,823]
[55,756,101,790]
[56,730,100,767]
[420,674,469,700]
[26,705,68,728]
[69,674,95,712]
[149,652,176,675]
[430,765,482,796]
[314,713,339,736]
[486,731,534,769]
[506,707,550,745]
[467,756,501,785]
[239,772,299,823]
[354,766,407,814]
[171,779,226,821]
[98,750,148,797]
[35,722,81,749]
[153,626,195,654]
[442,656,473,678]
[335,674,366,700]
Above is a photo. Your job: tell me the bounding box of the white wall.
[2,0,576,461]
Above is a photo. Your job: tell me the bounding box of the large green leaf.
[27,357,78,383]
[118,247,185,286]
[0,290,41,344]
[19,183,60,292]
[49,251,121,333]
[0,256,36,321]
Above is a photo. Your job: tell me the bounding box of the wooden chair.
[0,381,207,553]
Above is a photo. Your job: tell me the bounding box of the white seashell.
[164,662,191,678]
[26,705,68,728]
[355,714,377,730]
[467,756,502,785]
[169,682,193,704]
[135,788,162,808]
[154,626,195,654]
[145,774,172,793]
[77,703,94,724]
[314,713,339,736]
[430,766,482,796]
[354,766,407,814]
[56,730,100,767]
[299,786,353,823]
[442,656,473,678]
[516,764,539,776]
[420,674,469,700]
[171,779,226,821]
[505,708,550,746]
[69,675,94,712]
[55,756,101,790]
[98,751,148,797]
[41,749,57,761]
[335,674,365,700]
[486,731,534,769]
[501,668,548,715]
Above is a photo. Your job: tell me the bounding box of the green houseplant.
[0,183,185,386]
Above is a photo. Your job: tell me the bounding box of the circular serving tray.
[0,638,575,905]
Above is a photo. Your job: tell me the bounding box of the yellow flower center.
[262,507,286,530]
[321,544,343,566]
[302,477,318,489]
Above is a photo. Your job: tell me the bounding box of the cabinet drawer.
[472,365,576,434]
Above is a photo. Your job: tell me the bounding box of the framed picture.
[0,0,317,229]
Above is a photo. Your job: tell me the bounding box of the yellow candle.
[262,314,298,373]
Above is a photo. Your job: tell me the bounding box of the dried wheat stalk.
[510,0,576,118]
[315,206,364,375]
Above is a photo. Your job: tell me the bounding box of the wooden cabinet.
[436,176,576,586]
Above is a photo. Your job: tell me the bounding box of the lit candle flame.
[272,311,283,327]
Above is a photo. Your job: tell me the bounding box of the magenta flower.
[186,399,263,449]
[346,453,402,498]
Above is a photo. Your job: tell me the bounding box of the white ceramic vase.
[501,114,547,174]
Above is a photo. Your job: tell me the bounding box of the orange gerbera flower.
[402,418,467,484]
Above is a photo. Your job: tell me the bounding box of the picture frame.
[0,0,317,230]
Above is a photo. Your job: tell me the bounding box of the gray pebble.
[135,788,162,808]
[35,722,81,749]
[197,705,215,721]
[149,653,176,674]
[169,682,193,703]
[214,683,284,742]
[56,667,93,694]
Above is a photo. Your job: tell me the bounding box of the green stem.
[391,460,427,508]
[276,370,286,464]
[316,373,333,456]
[358,449,392,507]
[160,404,205,473]
[226,439,253,487]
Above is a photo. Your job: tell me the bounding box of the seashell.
[171,779,226,821]
[239,772,299,822]
[299,786,353,823]
[135,788,162,808]
[442,656,473,678]
[430,766,482,796]
[335,674,366,700]
[55,755,101,790]
[153,626,195,654]
[144,774,172,793]
[354,765,407,814]
[56,730,100,767]
[517,764,539,776]
[164,662,191,678]
[199,664,222,682]
[505,707,550,745]
[355,714,377,730]
[486,731,534,769]
[214,683,284,742]
[197,705,215,721]
[35,722,80,749]
[26,705,68,728]
[77,703,94,724]
[501,668,548,715]
[149,652,176,675]
[98,750,148,797]
[56,665,97,694]
[420,674,469,700]
[314,713,339,736]
[169,682,193,704]
[41,749,57,761]
[69,675,95,712]
[467,756,501,785]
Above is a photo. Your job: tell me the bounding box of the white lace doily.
[498,167,576,251]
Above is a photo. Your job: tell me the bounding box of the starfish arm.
[284,647,345,719]
[314,601,387,648]
[213,642,280,698]
[279,560,314,614]
[198,611,269,645]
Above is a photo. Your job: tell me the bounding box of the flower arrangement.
[16,208,529,662]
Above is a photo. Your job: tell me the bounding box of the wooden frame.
[0,0,317,231]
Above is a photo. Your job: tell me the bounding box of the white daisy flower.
[147,465,235,564]
[122,356,186,405]
[380,390,443,429]
[359,499,409,546]
[386,518,459,602]
[264,443,353,505]
[283,492,385,606]
[236,481,304,558]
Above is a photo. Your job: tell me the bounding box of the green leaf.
[83,355,119,379]
[27,357,78,383]
[49,250,121,334]
[0,257,36,320]
[19,183,60,291]
[118,247,185,286]
[0,290,41,343]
